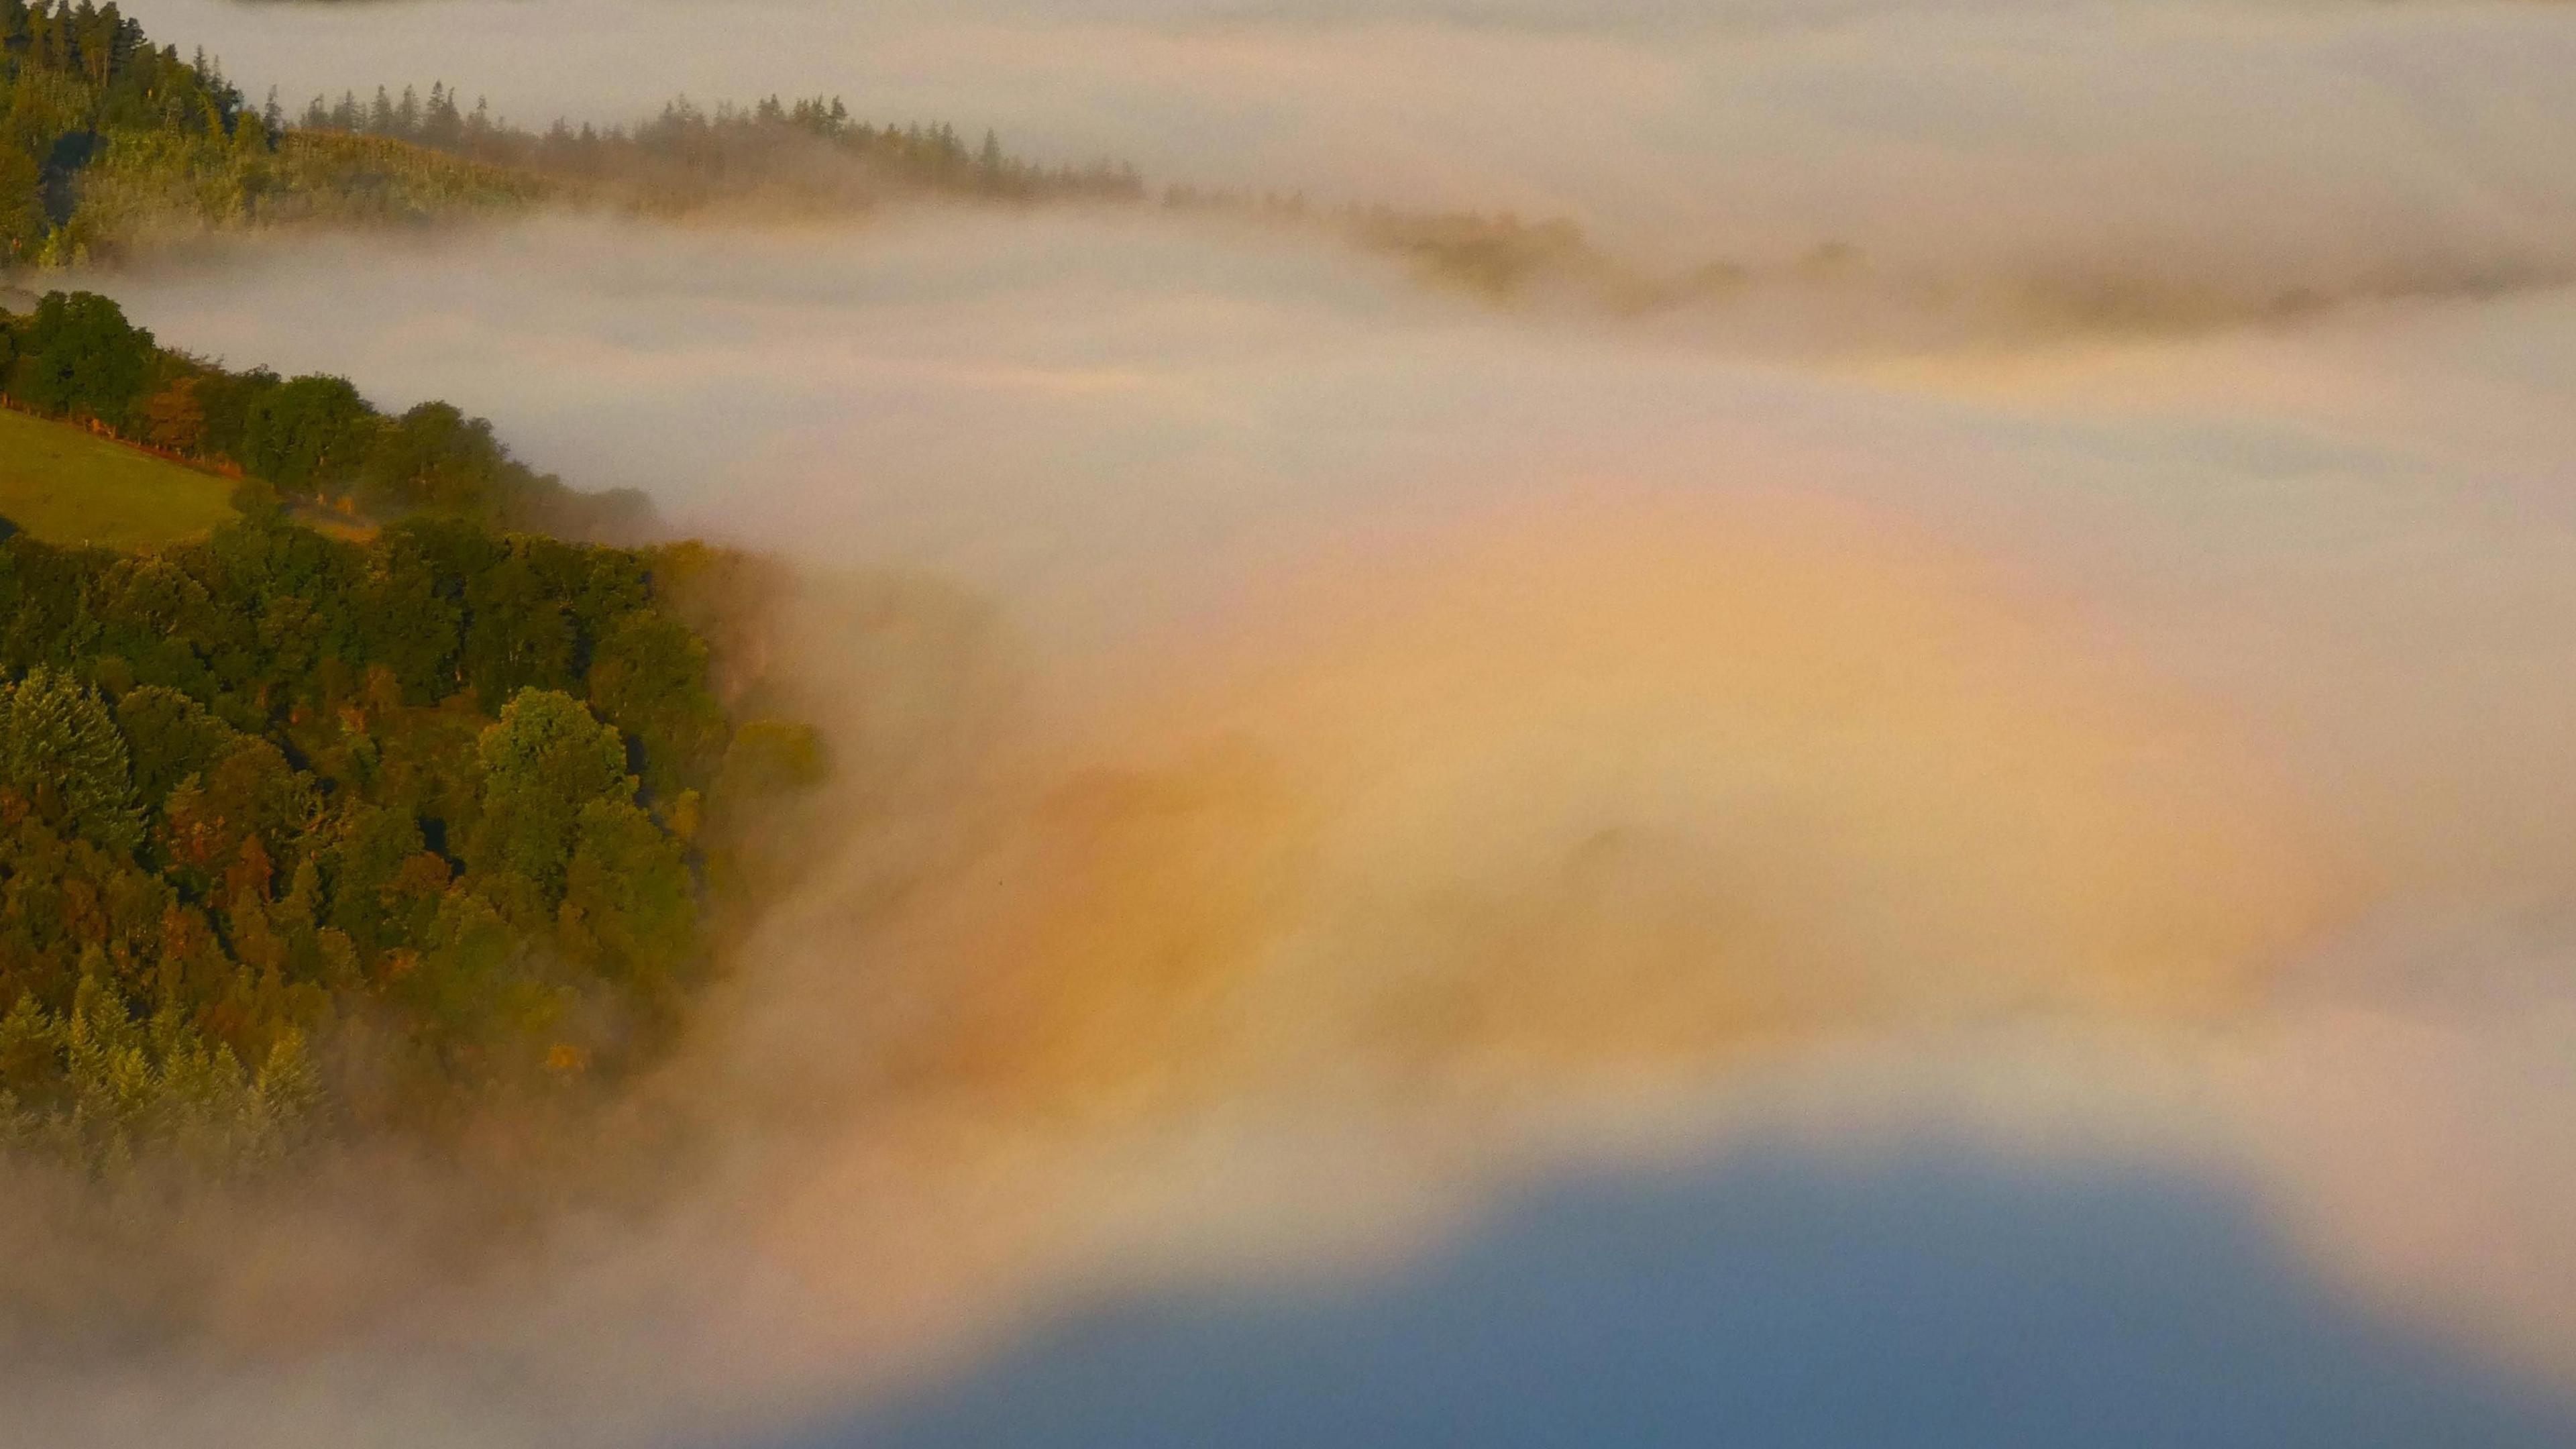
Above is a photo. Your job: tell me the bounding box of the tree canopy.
[0,506,820,1172]
[1,289,654,537]
[0,293,824,1176]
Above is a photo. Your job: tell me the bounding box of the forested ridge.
[0,0,246,264]
[309,84,1668,300]
[1,0,551,264]
[2,288,653,537]
[0,299,822,1178]
[299,83,1146,214]
[0,0,1135,262]
[3,0,1662,305]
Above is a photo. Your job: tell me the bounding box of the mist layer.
[13,0,2576,1442]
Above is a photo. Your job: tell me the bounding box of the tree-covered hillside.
[0,0,1134,262]
[5,0,1667,314]
[0,298,824,1177]
[0,510,821,1173]
[1,290,652,537]
[0,0,534,264]
[0,0,246,262]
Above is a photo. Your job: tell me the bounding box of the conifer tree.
[0,667,142,855]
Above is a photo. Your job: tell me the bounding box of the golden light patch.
[867,496,2341,1116]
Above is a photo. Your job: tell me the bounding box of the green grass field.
[0,408,238,547]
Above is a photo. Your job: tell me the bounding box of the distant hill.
[5,2,1657,311]
[0,0,1132,265]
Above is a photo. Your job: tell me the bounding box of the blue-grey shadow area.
[771,1144,2576,1449]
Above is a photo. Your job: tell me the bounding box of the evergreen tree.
[0,666,142,855]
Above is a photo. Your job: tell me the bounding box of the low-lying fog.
[100,211,2576,873]
[60,199,2576,1446]
[18,0,2576,1444]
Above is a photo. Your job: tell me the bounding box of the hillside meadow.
[0,407,237,546]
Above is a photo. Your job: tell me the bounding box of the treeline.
[296,84,1145,212]
[6,0,1636,301]
[5,0,1133,261]
[285,83,1653,301]
[1,290,652,537]
[1162,186,1626,303]
[0,504,824,1173]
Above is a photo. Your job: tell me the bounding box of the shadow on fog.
[777,1143,2576,1449]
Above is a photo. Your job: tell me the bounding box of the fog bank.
[29,201,2573,1442]
[123,0,2576,300]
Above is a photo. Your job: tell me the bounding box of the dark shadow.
[775,1142,2576,1449]
[41,131,96,227]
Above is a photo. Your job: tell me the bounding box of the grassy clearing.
[0,409,238,547]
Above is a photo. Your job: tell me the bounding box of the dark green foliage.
[319,802,440,958]
[360,400,503,517]
[3,288,152,427]
[0,509,803,1172]
[588,607,724,798]
[355,520,468,703]
[191,363,276,464]
[0,665,140,853]
[0,291,655,537]
[561,795,694,991]
[238,372,374,492]
[460,539,583,705]
[114,683,232,806]
[0,145,42,257]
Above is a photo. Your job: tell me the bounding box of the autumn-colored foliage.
[0,508,822,1174]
